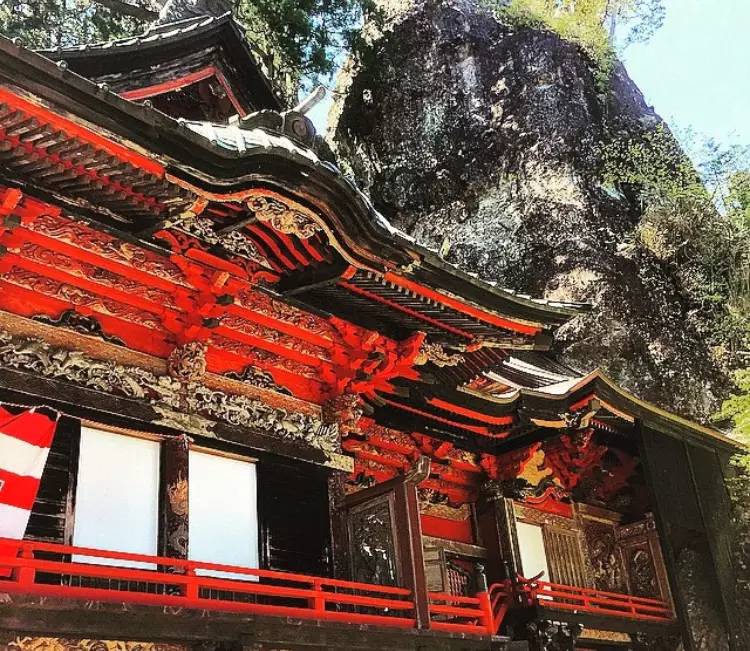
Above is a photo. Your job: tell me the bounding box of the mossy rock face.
[329,0,730,421]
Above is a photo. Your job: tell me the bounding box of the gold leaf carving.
[247,196,322,239]
[414,342,464,367]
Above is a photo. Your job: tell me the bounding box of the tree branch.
[91,0,159,20]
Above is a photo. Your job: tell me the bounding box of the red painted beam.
[338,279,474,339]
[427,397,514,426]
[122,66,217,101]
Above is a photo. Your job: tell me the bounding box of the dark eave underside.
[38,14,282,111]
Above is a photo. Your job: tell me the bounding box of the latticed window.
[446,560,473,596]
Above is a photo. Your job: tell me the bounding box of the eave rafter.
[0,87,191,223]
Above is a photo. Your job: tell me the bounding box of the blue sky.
[621,0,750,149]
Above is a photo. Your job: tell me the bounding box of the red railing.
[516,577,675,623]
[0,538,417,629]
[428,591,493,635]
[0,539,675,635]
[489,581,514,633]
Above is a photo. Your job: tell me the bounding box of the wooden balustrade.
[0,538,675,638]
[517,577,675,623]
[0,538,417,629]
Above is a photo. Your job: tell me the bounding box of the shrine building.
[0,4,742,651]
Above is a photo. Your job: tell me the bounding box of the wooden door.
[346,491,400,586]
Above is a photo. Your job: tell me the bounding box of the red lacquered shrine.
[0,5,743,651]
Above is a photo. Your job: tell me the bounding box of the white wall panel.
[73,427,160,568]
[188,450,258,579]
[516,521,550,582]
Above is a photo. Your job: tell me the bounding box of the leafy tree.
[0,0,375,89]
[238,0,376,84]
[0,0,154,48]
[490,0,664,89]
[716,378,750,644]
[602,128,750,364]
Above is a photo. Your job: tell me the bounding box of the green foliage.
[495,0,614,74]
[717,369,750,442]
[727,171,750,230]
[727,451,750,636]
[0,0,151,48]
[0,0,375,94]
[602,126,750,362]
[488,0,664,91]
[236,0,376,91]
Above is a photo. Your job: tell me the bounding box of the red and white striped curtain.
[0,406,59,548]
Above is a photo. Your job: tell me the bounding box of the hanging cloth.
[0,406,59,574]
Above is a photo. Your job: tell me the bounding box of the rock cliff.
[329,0,729,421]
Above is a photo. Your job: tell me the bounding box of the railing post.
[475,564,495,635]
[14,541,35,587]
[183,564,198,602]
[310,579,326,615]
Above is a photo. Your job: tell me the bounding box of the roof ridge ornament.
[236,109,318,148]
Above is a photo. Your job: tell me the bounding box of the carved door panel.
[346,492,400,586]
[617,517,671,602]
[583,520,627,593]
[543,525,590,588]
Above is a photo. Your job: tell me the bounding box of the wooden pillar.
[343,456,432,629]
[327,470,350,578]
[477,482,521,583]
[160,435,189,560]
[394,458,431,629]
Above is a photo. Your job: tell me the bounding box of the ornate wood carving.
[481,442,542,481]
[167,341,207,384]
[323,318,425,398]
[583,520,627,593]
[33,309,125,346]
[541,429,607,491]
[219,314,330,361]
[177,215,269,267]
[247,195,322,240]
[0,329,334,454]
[628,545,659,597]
[223,364,291,395]
[161,435,189,560]
[322,393,363,437]
[525,620,583,651]
[17,242,179,309]
[209,335,319,379]
[617,514,672,603]
[234,288,331,336]
[347,495,399,586]
[3,267,163,329]
[413,342,464,367]
[29,213,186,285]
[5,638,185,651]
[328,471,349,579]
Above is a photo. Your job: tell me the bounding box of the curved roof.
[0,33,740,455]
